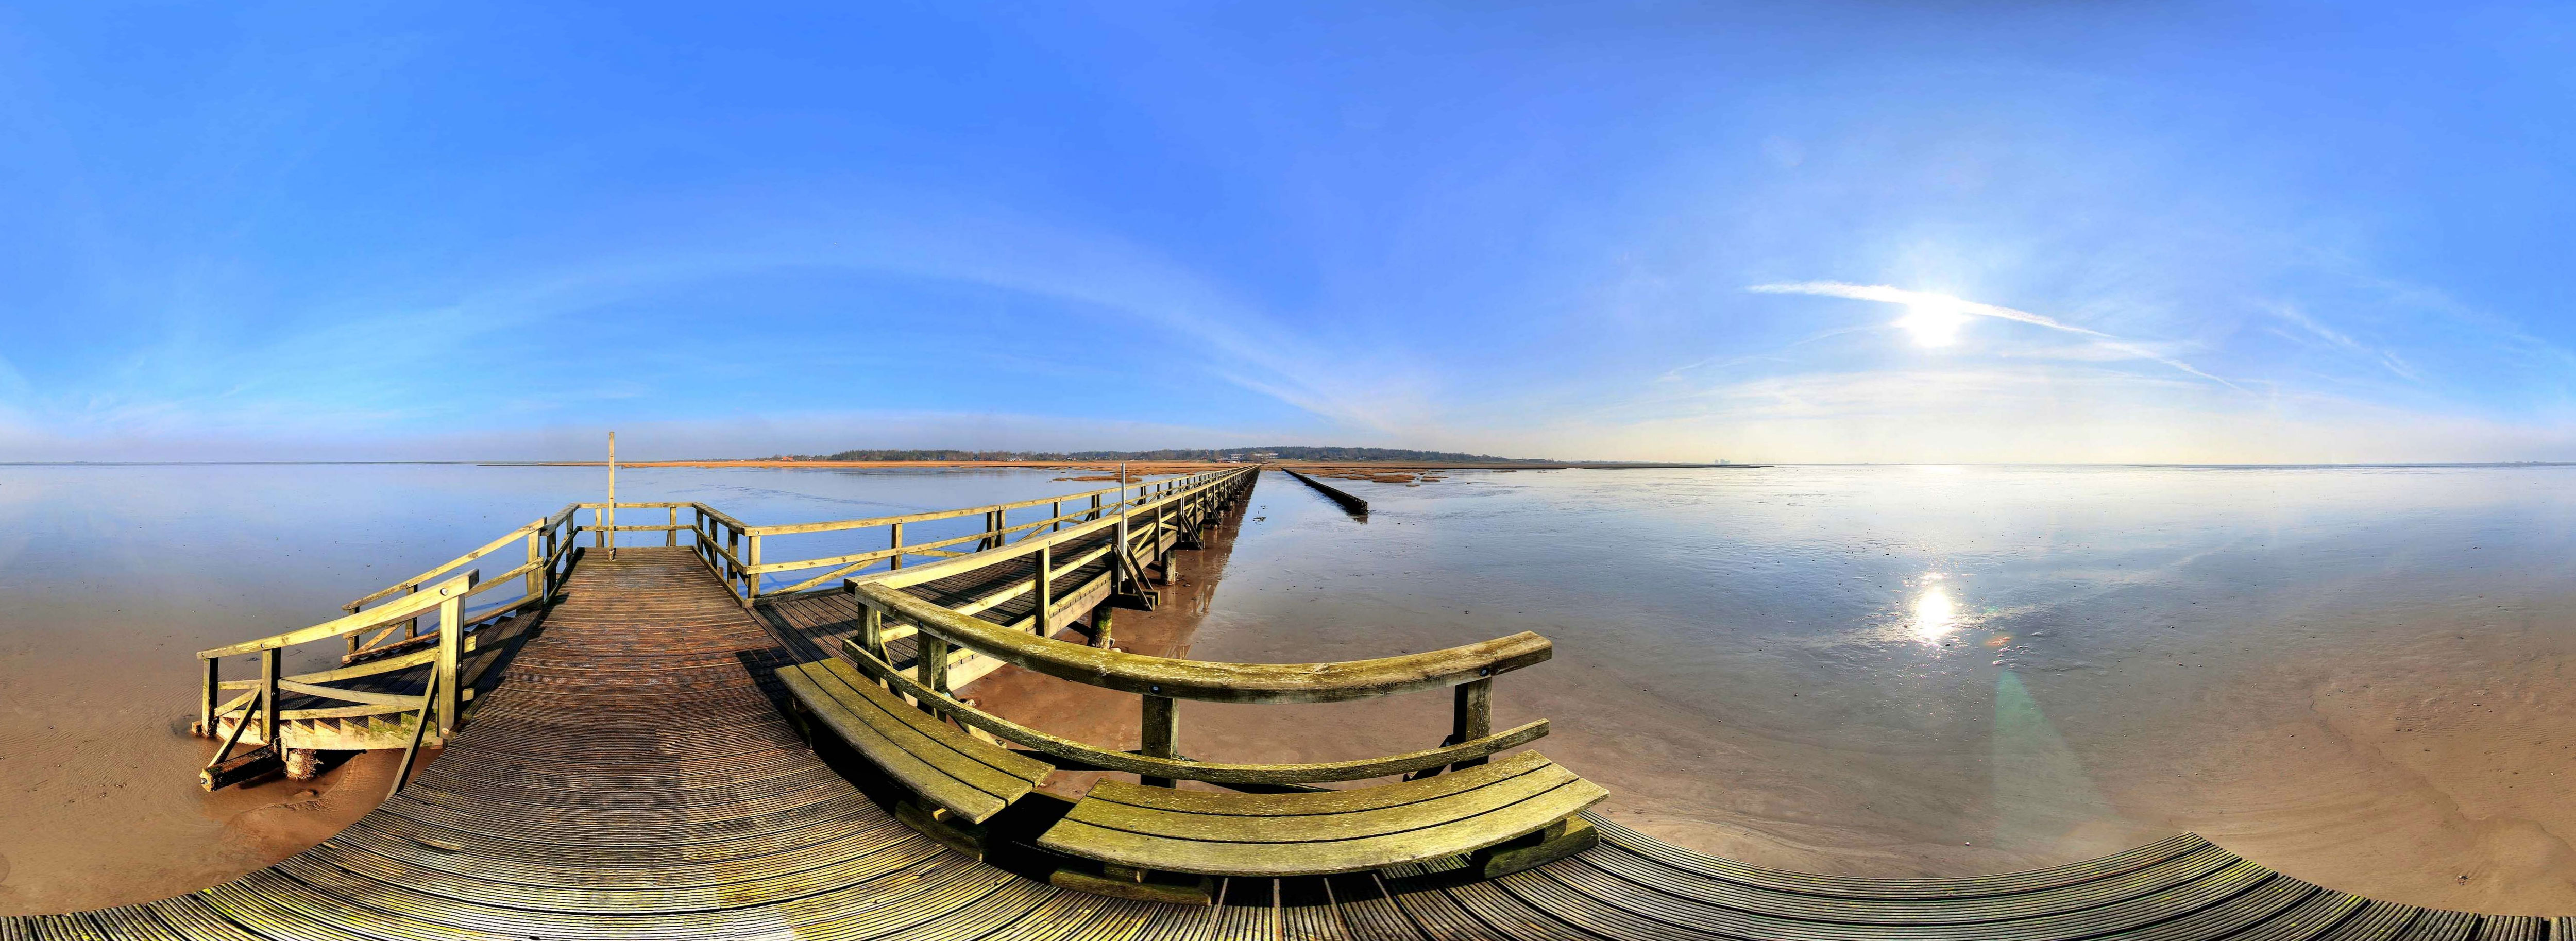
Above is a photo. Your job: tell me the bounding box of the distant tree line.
[762,446,1557,464]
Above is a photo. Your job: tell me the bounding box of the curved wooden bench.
[777,656,1052,851]
[1039,751,1606,879]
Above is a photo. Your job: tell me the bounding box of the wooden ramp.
[8,548,2566,939]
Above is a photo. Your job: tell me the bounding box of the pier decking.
[8,470,2568,938]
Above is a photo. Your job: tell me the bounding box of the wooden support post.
[726,527,741,581]
[861,606,886,663]
[1093,606,1114,649]
[436,593,462,737]
[543,525,559,602]
[1034,544,1054,637]
[1140,694,1177,788]
[1090,493,1101,521]
[667,506,678,547]
[1052,500,1062,532]
[746,535,762,601]
[525,522,543,601]
[405,584,421,639]
[1114,502,1132,595]
[888,522,904,571]
[918,632,951,707]
[200,657,217,738]
[1451,677,1493,771]
[260,647,281,747]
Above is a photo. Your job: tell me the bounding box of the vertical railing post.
[888,522,904,572]
[726,526,741,584]
[1052,500,1062,532]
[524,521,542,602]
[746,534,762,601]
[594,508,606,548]
[606,431,617,560]
[1034,543,1054,637]
[436,591,462,737]
[1114,502,1132,596]
[200,657,217,738]
[260,647,281,748]
[861,605,887,663]
[917,631,951,711]
[1451,677,1493,772]
[667,506,678,547]
[1157,499,1176,584]
[1141,694,1177,788]
[543,522,559,602]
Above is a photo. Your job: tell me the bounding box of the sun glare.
[1895,302,1971,347]
[1911,586,1958,641]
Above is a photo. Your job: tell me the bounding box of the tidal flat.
[2,463,2570,913]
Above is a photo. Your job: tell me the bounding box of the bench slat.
[1042,777,1603,878]
[1038,751,1606,878]
[1065,763,1583,843]
[1080,751,1560,817]
[807,656,1053,787]
[779,661,1048,824]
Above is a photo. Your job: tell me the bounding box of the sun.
[1894,302,1971,347]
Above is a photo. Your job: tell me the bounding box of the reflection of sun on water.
[1912,586,1958,642]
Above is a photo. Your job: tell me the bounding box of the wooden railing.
[689,468,1249,604]
[190,467,1257,790]
[844,551,1551,789]
[196,508,581,791]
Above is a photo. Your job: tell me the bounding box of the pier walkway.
[8,470,2570,939]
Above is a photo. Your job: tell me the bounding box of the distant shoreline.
[9,460,2573,469]
[491,458,1761,471]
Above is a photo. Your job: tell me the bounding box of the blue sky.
[2,2,2571,462]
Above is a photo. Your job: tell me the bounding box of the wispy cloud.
[1748,281,2241,389]
[2268,304,2422,382]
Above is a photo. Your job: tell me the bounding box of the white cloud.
[1748,281,2240,388]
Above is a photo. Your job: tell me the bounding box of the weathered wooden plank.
[1041,774,1606,877]
[1063,764,1591,844]
[781,662,1046,824]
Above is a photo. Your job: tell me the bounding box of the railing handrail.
[740,472,1212,538]
[346,517,549,610]
[852,580,1550,704]
[851,469,1247,591]
[201,570,480,659]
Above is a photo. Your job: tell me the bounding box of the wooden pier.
[8,468,2570,938]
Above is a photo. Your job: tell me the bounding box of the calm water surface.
[3,464,2573,912]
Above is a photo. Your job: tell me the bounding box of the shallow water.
[1191,464,2576,910]
[3,463,2573,912]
